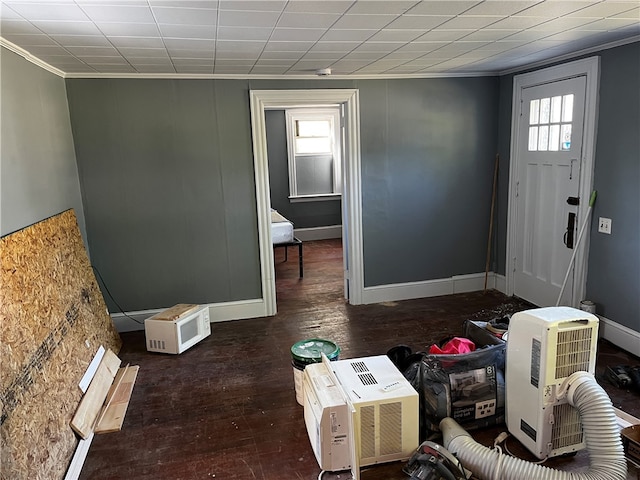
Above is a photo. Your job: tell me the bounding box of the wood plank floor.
[80,239,639,480]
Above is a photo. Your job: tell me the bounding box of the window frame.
[285,107,342,202]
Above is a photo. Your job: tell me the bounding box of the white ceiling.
[1,0,638,78]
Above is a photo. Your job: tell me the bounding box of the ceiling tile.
[0,5,22,20]
[78,55,128,64]
[320,28,376,41]
[333,14,398,30]
[385,15,452,29]
[463,1,541,16]
[270,27,326,42]
[216,26,271,41]
[163,38,214,50]
[611,6,640,20]
[172,57,214,66]
[214,59,256,65]
[413,29,473,42]
[2,33,58,46]
[158,24,215,39]
[277,12,341,29]
[438,15,503,30]
[81,5,155,23]
[126,57,172,65]
[167,49,213,58]
[530,16,598,31]
[488,16,549,30]
[515,1,597,18]
[49,34,111,46]
[219,0,284,11]
[97,22,161,37]
[346,1,416,15]
[213,65,250,74]
[151,7,217,26]
[1,19,40,34]
[64,45,119,56]
[5,3,89,21]
[31,20,102,35]
[149,1,217,8]
[134,64,177,73]
[461,29,521,42]
[262,41,315,52]
[367,29,426,42]
[257,51,303,60]
[218,9,279,28]
[118,47,169,57]
[308,41,362,52]
[282,1,352,14]
[89,64,136,72]
[174,65,213,73]
[215,40,264,53]
[23,44,71,55]
[579,17,639,30]
[215,49,260,59]
[109,36,165,48]
[405,1,479,16]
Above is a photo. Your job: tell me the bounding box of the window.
[285,108,342,201]
[528,94,574,152]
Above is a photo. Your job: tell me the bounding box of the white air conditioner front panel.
[506,307,598,459]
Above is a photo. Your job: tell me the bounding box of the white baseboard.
[598,315,640,357]
[361,272,501,305]
[110,299,268,333]
[294,225,342,241]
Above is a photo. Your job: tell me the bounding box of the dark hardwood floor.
[80,238,639,480]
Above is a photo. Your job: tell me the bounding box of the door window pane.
[540,97,551,123]
[549,125,560,151]
[295,137,331,154]
[550,96,562,123]
[562,94,574,122]
[538,125,549,151]
[530,99,540,124]
[561,124,572,150]
[528,126,539,151]
[297,119,331,137]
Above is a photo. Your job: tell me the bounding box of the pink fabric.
[429,337,476,355]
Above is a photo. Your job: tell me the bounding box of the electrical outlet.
[598,217,612,234]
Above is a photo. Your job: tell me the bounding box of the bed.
[271,209,303,277]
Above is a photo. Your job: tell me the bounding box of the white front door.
[513,76,587,307]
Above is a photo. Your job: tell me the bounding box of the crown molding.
[0,37,65,78]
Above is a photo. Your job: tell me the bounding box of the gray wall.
[359,78,499,286]
[495,42,640,333]
[65,77,499,310]
[265,109,342,229]
[1,48,85,240]
[65,79,260,311]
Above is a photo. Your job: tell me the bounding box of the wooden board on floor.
[0,209,121,480]
[95,365,139,434]
[70,349,121,439]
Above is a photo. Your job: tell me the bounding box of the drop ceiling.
[1,0,638,78]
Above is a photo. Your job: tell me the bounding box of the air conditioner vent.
[380,402,403,455]
[555,327,593,379]
[351,361,369,373]
[360,405,376,459]
[552,402,583,450]
[358,373,378,386]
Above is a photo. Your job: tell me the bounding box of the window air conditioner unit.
[303,355,419,479]
[505,306,599,459]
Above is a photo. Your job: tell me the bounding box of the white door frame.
[506,57,600,306]
[249,89,364,316]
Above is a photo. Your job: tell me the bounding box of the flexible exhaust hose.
[440,371,627,480]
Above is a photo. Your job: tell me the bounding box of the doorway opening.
[249,89,363,316]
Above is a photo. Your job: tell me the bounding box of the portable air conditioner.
[303,355,419,479]
[505,306,599,459]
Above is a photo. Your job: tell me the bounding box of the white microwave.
[144,304,211,354]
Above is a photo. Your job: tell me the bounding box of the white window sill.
[289,194,341,203]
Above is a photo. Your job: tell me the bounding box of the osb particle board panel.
[0,209,122,480]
